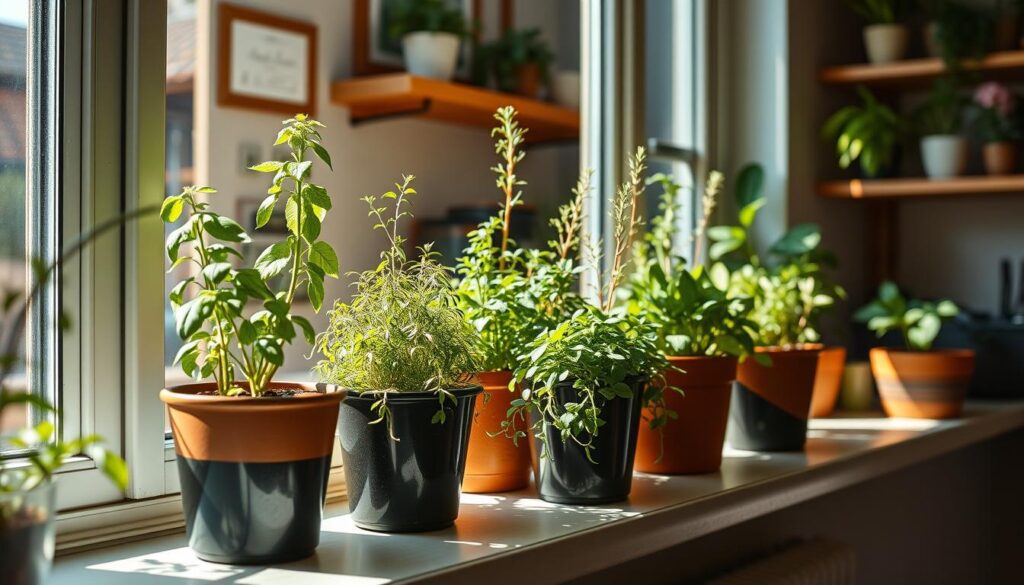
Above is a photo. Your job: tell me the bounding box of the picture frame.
[218,3,318,116]
[353,0,513,77]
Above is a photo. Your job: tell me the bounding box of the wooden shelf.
[818,175,1024,199]
[819,50,1024,87]
[330,74,579,143]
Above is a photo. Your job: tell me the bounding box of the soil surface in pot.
[194,387,316,397]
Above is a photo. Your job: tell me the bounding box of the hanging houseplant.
[856,281,973,419]
[502,147,673,504]
[316,176,482,532]
[709,163,845,451]
[624,172,757,474]
[161,115,342,564]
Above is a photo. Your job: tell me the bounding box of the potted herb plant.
[823,86,904,178]
[921,0,991,66]
[316,176,481,532]
[916,79,968,179]
[503,147,670,504]
[391,0,469,80]
[709,164,845,451]
[856,282,973,419]
[624,172,757,474]
[161,115,341,564]
[455,107,588,492]
[472,28,554,98]
[973,81,1020,175]
[845,0,909,64]
[1,211,139,585]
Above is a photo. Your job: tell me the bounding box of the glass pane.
[0,2,31,440]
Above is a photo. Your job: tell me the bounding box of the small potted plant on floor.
[455,107,589,492]
[845,0,909,64]
[624,172,757,474]
[503,148,670,504]
[472,28,554,98]
[0,215,135,585]
[973,81,1020,175]
[161,115,342,564]
[823,86,904,178]
[316,176,482,532]
[710,164,845,451]
[856,281,973,419]
[391,0,469,80]
[916,79,968,179]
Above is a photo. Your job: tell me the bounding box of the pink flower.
[975,82,1016,117]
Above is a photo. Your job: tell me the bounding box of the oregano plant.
[163,114,335,396]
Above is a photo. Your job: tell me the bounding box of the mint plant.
[855,281,959,351]
[708,163,845,348]
[163,115,335,396]
[315,175,480,435]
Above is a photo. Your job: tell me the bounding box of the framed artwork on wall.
[353,0,513,77]
[218,3,318,116]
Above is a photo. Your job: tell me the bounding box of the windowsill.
[51,402,1024,584]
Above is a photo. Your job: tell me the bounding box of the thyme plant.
[164,115,335,396]
[504,148,671,459]
[315,176,481,434]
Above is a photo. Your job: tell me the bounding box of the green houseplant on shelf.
[455,106,584,493]
[472,27,554,98]
[0,211,140,585]
[915,79,969,179]
[920,0,991,67]
[845,0,909,64]
[315,175,482,532]
[160,114,342,565]
[709,163,845,451]
[823,86,904,178]
[390,0,469,80]
[624,171,757,474]
[856,281,973,419]
[972,81,1021,175]
[502,147,671,505]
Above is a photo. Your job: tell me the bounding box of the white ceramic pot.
[863,23,908,64]
[402,32,460,80]
[920,135,968,179]
[551,70,580,109]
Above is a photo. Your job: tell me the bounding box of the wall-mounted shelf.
[819,50,1024,87]
[818,175,1024,199]
[330,74,580,143]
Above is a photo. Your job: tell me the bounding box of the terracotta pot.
[463,371,532,492]
[727,346,820,452]
[514,63,542,98]
[161,382,343,564]
[810,347,846,418]
[635,355,737,475]
[869,348,975,419]
[983,142,1017,175]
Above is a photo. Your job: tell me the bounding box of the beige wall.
[193,0,577,372]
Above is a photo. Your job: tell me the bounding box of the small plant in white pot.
[846,0,908,64]
[915,79,968,179]
[972,81,1020,175]
[391,0,468,81]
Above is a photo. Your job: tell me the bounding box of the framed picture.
[218,3,318,116]
[236,198,307,302]
[353,0,513,77]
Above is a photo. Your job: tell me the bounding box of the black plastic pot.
[339,386,481,532]
[530,377,646,505]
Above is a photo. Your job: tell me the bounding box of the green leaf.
[238,320,257,344]
[307,273,325,312]
[709,239,742,261]
[735,163,764,208]
[770,224,821,256]
[936,300,959,317]
[303,184,331,210]
[250,161,284,173]
[255,241,293,279]
[165,219,194,262]
[288,160,313,180]
[254,337,284,366]
[291,315,316,344]
[202,214,250,243]
[234,268,274,300]
[256,194,279,229]
[175,294,214,339]
[308,241,340,277]
[302,205,321,241]
[160,196,184,223]
[311,143,333,170]
[285,197,299,235]
[738,198,767,228]
[201,262,232,285]
[908,313,941,351]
